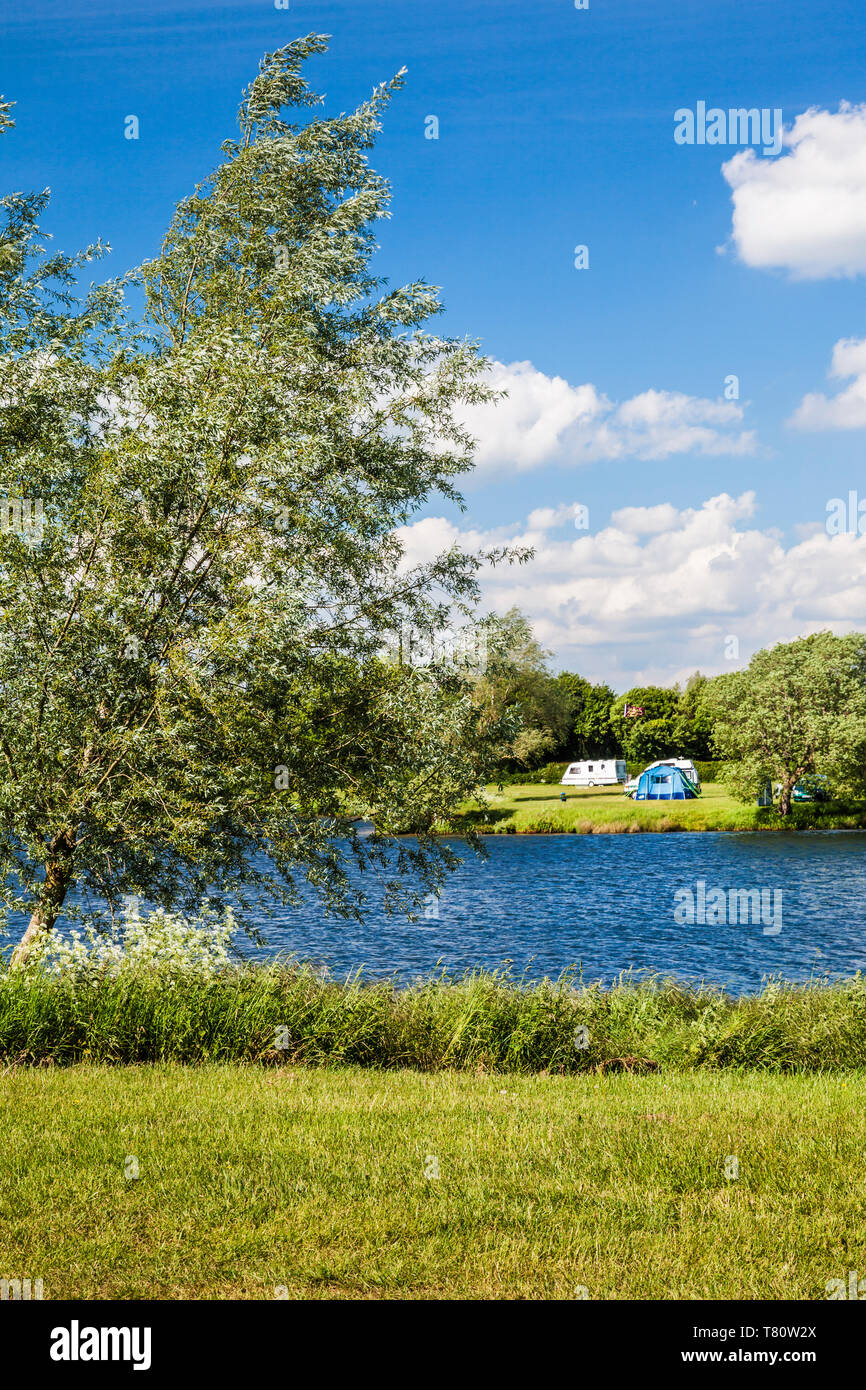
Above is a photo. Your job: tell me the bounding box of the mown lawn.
[453,781,866,834]
[0,1064,863,1299]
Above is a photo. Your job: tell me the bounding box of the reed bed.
[1,959,864,1071]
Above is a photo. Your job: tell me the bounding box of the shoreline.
[3,963,864,1068]
[463,819,866,836]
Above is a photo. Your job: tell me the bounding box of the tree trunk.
[10,829,76,967]
[778,778,795,817]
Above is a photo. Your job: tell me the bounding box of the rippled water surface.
[13,831,866,995]
[242,831,866,993]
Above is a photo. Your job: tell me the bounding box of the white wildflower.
[23,903,236,981]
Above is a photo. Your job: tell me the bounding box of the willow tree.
[0,38,513,963]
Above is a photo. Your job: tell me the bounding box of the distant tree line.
[479,608,714,774]
[480,612,866,815]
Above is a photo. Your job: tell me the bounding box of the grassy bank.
[2,963,866,1070]
[453,781,866,834]
[0,1063,862,1299]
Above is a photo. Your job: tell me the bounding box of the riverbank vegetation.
[0,1063,862,1298]
[3,918,863,1299]
[2,925,865,1069]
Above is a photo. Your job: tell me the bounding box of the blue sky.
[4,0,866,684]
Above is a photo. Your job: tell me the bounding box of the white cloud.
[608,502,680,536]
[459,360,755,475]
[525,502,586,530]
[721,103,866,279]
[396,493,866,685]
[789,337,866,429]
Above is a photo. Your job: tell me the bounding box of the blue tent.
[633,764,698,800]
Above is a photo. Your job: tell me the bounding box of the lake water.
[10,831,866,995]
[239,830,866,994]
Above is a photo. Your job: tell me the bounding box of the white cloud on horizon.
[396,492,866,686]
[459,360,756,475]
[721,103,866,279]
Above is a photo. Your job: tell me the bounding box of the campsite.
[456,776,866,834]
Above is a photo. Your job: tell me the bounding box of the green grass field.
[454,781,866,834]
[0,1064,862,1300]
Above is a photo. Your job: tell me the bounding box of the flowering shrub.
[23,904,237,980]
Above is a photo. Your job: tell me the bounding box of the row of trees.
[477,608,713,770]
[480,612,866,818]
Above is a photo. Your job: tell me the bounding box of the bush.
[515,762,570,784]
[28,904,236,980]
[694,760,722,782]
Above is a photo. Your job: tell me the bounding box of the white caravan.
[561,759,627,787]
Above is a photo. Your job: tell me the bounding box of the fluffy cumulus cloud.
[396,493,866,685]
[457,360,755,475]
[721,103,866,279]
[789,337,866,429]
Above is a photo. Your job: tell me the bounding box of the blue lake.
[239,830,866,994]
[10,831,866,995]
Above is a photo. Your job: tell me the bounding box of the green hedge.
[694,760,722,782]
[513,762,570,784]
